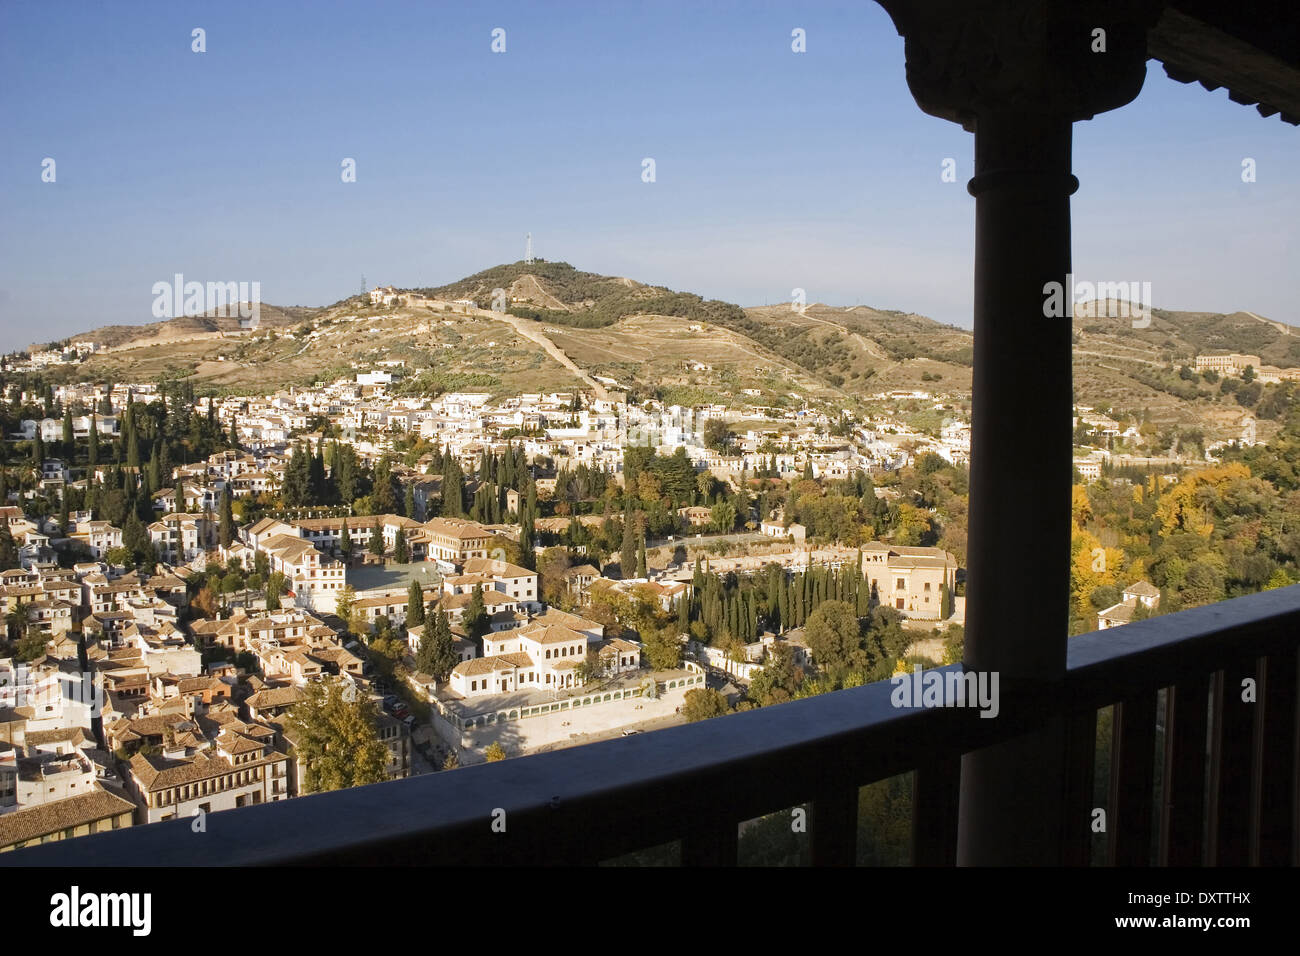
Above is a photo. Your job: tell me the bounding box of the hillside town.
[4,332,1299,852]
[0,368,975,851]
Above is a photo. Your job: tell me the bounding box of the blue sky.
[1,0,1296,350]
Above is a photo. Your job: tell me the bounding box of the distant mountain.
[43,262,1298,444]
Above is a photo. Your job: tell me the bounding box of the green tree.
[0,523,18,571]
[283,680,390,793]
[369,522,384,556]
[620,515,637,579]
[281,443,310,507]
[703,418,734,453]
[406,579,425,628]
[15,626,48,662]
[335,585,355,628]
[682,687,730,721]
[463,584,488,641]
[642,626,680,670]
[394,526,409,564]
[803,600,867,678]
[442,458,465,517]
[218,486,234,549]
[372,459,397,514]
[266,570,285,611]
[710,499,737,533]
[416,609,456,679]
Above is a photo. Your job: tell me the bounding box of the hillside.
[37,262,1299,443]
[417,261,749,330]
[55,304,315,352]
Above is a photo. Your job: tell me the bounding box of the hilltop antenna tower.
[524,233,534,265]
[360,274,367,297]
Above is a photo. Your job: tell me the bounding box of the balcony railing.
[5,584,1298,866]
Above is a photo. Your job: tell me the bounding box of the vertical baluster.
[812,787,860,866]
[1159,675,1209,865]
[913,757,961,866]
[1255,648,1298,865]
[1107,691,1156,866]
[681,815,738,866]
[1208,658,1259,866]
[1060,708,1097,866]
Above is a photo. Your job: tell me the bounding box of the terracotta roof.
[1124,581,1161,597]
[245,685,305,710]
[0,784,135,848]
[129,747,285,792]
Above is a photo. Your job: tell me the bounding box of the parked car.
[621,729,641,736]
[402,715,416,729]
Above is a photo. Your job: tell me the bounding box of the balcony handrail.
[5,583,1298,866]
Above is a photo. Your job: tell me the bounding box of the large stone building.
[423,517,496,565]
[124,724,291,824]
[860,542,958,621]
[1194,353,1261,375]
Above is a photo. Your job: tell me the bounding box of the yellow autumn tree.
[893,502,934,547]
[1070,523,1125,616]
[1071,485,1092,526]
[1155,463,1251,537]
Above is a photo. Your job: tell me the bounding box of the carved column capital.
[877,0,1164,130]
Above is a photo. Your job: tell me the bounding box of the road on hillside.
[450,301,610,400]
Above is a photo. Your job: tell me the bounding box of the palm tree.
[6,608,27,643]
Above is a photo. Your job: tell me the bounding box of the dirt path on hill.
[457,303,610,400]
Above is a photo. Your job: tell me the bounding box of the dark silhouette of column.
[877,0,1160,864]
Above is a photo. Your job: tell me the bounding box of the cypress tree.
[126,413,140,469]
[418,609,456,680]
[407,579,425,628]
[282,444,310,508]
[88,413,99,467]
[148,442,161,497]
[442,458,464,517]
[0,523,17,571]
[620,516,636,579]
[778,575,789,631]
[310,441,326,503]
[518,506,536,571]
[219,486,234,549]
